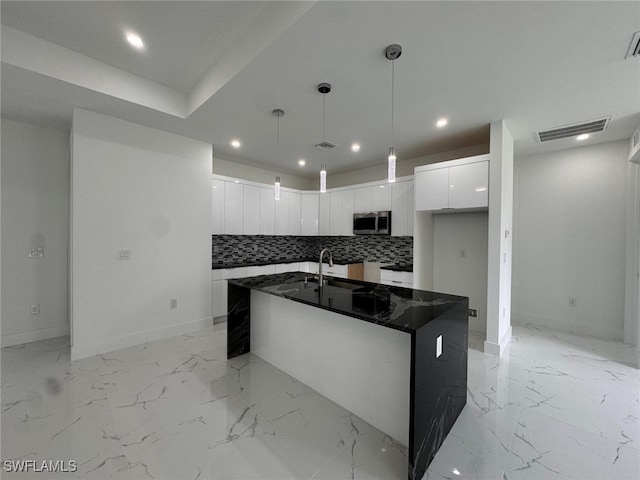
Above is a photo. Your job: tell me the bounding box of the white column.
[485,120,514,356]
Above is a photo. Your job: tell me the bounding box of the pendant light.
[385,44,402,183]
[317,82,332,192]
[320,163,327,193]
[272,108,284,200]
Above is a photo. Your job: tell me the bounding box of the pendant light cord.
[322,94,326,143]
[391,59,395,146]
[277,114,280,148]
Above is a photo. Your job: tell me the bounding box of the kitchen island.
[227,272,468,480]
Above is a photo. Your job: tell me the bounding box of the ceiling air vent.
[626,31,640,59]
[537,116,611,142]
[313,141,336,150]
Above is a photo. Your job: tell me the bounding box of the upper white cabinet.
[213,175,415,236]
[330,189,354,236]
[372,184,392,211]
[448,161,488,209]
[212,179,225,234]
[415,155,489,212]
[274,190,289,235]
[300,194,319,236]
[391,180,414,237]
[259,187,275,234]
[275,191,302,235]
[318,193,331,235]
[224,181,244,234]
[288,192,301,236]
[354,185,392,212]
[243,185,260,235]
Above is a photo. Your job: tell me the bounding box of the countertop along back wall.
[71,109,212,360]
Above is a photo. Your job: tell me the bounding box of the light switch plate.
[436,335,443,358]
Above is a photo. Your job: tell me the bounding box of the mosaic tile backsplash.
[212,235,413,268]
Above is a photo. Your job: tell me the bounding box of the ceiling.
[2,1,639,178]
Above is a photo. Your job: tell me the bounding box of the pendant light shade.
[385,44,402,183]
[274,176,281,201]
[272,108,284,200]
[320,163,327,193]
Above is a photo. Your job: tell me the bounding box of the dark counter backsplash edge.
[212,234,413,269]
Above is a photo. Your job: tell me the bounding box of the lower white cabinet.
[323,263,347,279]
[275,262,300,273]
[380,270,414,288]
[246,264,276,277]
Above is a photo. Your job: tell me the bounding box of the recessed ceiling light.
[126,32,144,50]
[230,139,241,148]
[298,159,306,167]
[436,118,448,128]
[351,143,361,152]
[576,134,589,141]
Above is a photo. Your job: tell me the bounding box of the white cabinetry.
[212,179,225,234]
[288,192,301,235]
[275,262,300,273]
[391,180,414,237]
[247,264,276,277]
[330,190,354,236]
[243,185,260,234]
[380,270,414,288]
[259,188,275,234]
[318,194,331,235]
[354,185,392,212]
[323,264,347,279]
[415,155,489,212]
[300,194,319,236]
[274,191,289,235]
[372,184,392,211]
[224,181,244,234]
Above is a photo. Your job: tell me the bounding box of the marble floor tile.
[2,322,639,480]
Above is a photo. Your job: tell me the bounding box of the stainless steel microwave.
[353,211,391,235]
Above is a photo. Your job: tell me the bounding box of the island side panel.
[227,283,251,359]
[409,301,468,480]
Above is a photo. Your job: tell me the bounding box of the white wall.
[512,140,628,341]
[213,153,314,190]
[71,109,212,360]
[433,212,488,334]
[330,144,489,188]
[1,119,70,346]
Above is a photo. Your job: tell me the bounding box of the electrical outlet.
[118,250,131,260]
[29,304,40,315]
[468,308,478,318]
[170,299,178,309]
[28,248,44,258]
[460,249,466,258]
[213,246,219,253]
[569,297,577,307]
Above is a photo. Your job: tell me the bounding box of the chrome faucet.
[318,248,333,286]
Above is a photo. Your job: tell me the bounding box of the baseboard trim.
[1,325,70,347]
[484,325,512,356]
[71,317,213,360]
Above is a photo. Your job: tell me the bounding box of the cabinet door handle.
[392,280,402,284]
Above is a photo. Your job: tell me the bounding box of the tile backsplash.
[212,235,413,268]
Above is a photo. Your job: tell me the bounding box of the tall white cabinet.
[300,194,319,236]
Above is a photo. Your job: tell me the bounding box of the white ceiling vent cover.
[537,116,611,142]
[626,31,640,59]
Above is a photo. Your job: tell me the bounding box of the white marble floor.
[1,323,639,480]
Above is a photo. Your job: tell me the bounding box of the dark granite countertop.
[380,264,414,272]
[228,272,466,334]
